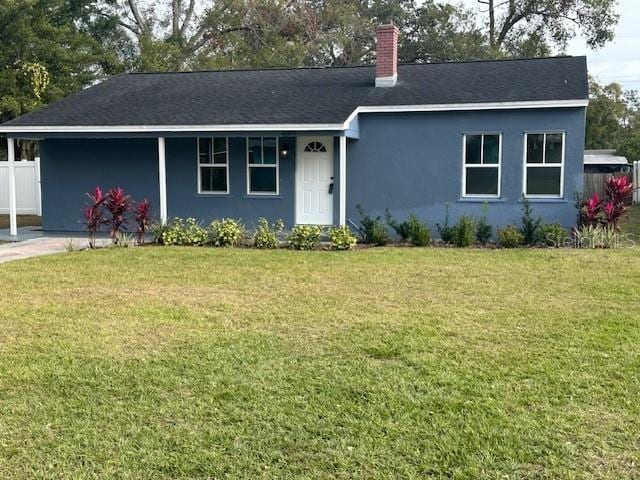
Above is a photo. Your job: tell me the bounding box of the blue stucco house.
[0,25,588,235]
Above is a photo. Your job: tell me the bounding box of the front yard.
[1,247,639,478]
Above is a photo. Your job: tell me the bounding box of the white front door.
[296,136,334,225]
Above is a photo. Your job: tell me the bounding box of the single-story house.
[0,25,588,236]
[584,149,629,174]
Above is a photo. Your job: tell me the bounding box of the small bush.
[83,186,108,249]
[387,211,431,246]
[573,225,603,248]
[406,215,431,246]
[385,209,411,241]
[572,225,622,249]
[328,226,357,250]
[288,225,323,250]
[476,204,492,244]
[436,203,456,244]
[112,232,133,248]
[356,205,389,246]
[601,226,622,249]
[105,187,132,244]
[497,225,524,248]
[253,218,284,249]
[159,218,208,246]
[577,175,634,230]
[134,199,152,245]
[209,218,246,247]
[151,221,167,244]
[537,223,567,247]
[453,215,475,247]
[520,197,542,245]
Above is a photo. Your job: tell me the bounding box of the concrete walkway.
[0,236,90,264]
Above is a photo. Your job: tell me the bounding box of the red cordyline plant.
[104,187,132,243]
[605,175,633,207]
[83,186,107,248]
[580,192,603,227]
[134,199,152,245]
[578,175,634,229]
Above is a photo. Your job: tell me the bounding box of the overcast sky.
[454,0,640,90]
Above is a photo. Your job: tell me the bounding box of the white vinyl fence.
[0,158,41,215]
[634,161,640,205]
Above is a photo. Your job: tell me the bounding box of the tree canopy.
[586,78,640,161]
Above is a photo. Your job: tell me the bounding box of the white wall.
[0,159,41,215]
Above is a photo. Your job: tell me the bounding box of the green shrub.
[453,215,476,247]
[497,224,524,248]
[386,211,431,246]
[601,226,621,249]
[151,221,167,244]
[159,218,208,246]
[476,203,493,244]
[537,223,567,247]
[520,197,542,245]
[356,205,390,246]
[572,225,622,249]
[436,203,456,244]
[209,218,246,247]
[385,209,411,241]
[288,225,323,250]
[328,226,357,250]
[407,215,431,246]
[113,232,133,248]
[253,218,284,249]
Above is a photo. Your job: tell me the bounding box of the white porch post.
[158,137,167,225]
[339,136,347,226]
[35,155,42,216]
[7,137,17,236]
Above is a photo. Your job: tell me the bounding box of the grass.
[0,247,639,478]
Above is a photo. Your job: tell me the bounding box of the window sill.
[457,197,505,203]
[195,193,231,198]
[520,197,568,203]
[244,194,282,199]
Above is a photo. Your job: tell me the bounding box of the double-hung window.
[198,137,229,194]
[462,133,501,197]
[247,137,279,195]
[524,132,564,197]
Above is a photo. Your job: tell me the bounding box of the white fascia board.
[341,99,589,129]
[0,99,588,134]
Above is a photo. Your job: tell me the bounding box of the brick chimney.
[375,24,399,87]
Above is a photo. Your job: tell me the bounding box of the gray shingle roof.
[2,56,588,128]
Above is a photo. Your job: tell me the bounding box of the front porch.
[4,133,350,234]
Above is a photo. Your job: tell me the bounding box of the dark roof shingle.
[2,56,588,128]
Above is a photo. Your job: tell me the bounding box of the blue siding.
[39,108,585,233]
[165,136,295,228]
[40,136,296,231]
[346,108,585,232]
[40,138,160,231]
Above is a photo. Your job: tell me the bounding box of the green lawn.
[1,247,639,478]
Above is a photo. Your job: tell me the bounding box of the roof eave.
[0,99,589,135]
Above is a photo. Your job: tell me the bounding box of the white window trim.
[197,137,230,194]
[461,133,502,199]
[522,132,565,199]
[246,136,280,196]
